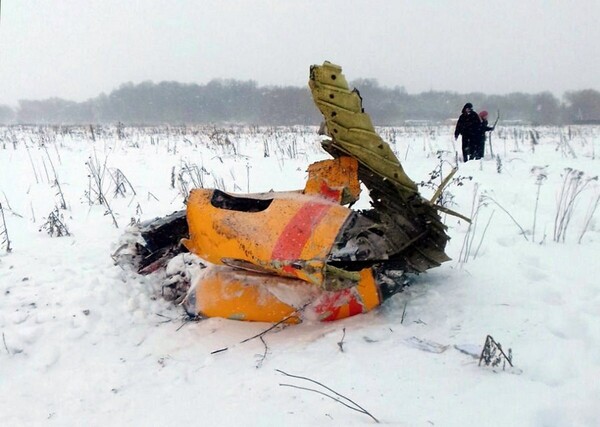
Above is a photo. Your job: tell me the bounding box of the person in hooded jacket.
[454,103,481,162]
[473,110,495,159]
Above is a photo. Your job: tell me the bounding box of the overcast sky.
[1,0,599,106]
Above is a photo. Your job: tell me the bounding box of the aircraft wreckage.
[125,61,464,323]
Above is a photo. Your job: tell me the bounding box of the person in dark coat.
[454,103,481,162]
[473,110,495,159]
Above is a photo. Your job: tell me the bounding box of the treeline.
[2,79,600,126]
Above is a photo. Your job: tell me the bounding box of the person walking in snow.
[474,110,495,159]
[454,102,481,162]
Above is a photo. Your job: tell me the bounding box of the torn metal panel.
[310,62,451,273]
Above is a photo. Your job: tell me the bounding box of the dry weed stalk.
[554,168,597,242]
[108,168,136,198]
[42,145,67,209]
[482,195,529,241]
[39,207,70,237]
[479,335,513,370]
[459,188,529,265]
[531,166,548,243]
[0,202,12,252]
[85,154,119,228]
[458,184,481,265]
[85,154,109,205]
[557,132,577,159]
[177,161,207,201]
[25,141,40,184]
[578,192,600,244]
[277,369,379,423]
[1,192,23,218]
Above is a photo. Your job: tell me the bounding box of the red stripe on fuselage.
[271,201,331,262]
[319,182,341,202]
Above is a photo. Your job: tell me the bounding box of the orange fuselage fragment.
[185,265,380,323]
[183,188,351,286]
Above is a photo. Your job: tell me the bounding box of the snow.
[1,125,599,426]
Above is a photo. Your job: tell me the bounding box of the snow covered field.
[1,124,599,426]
